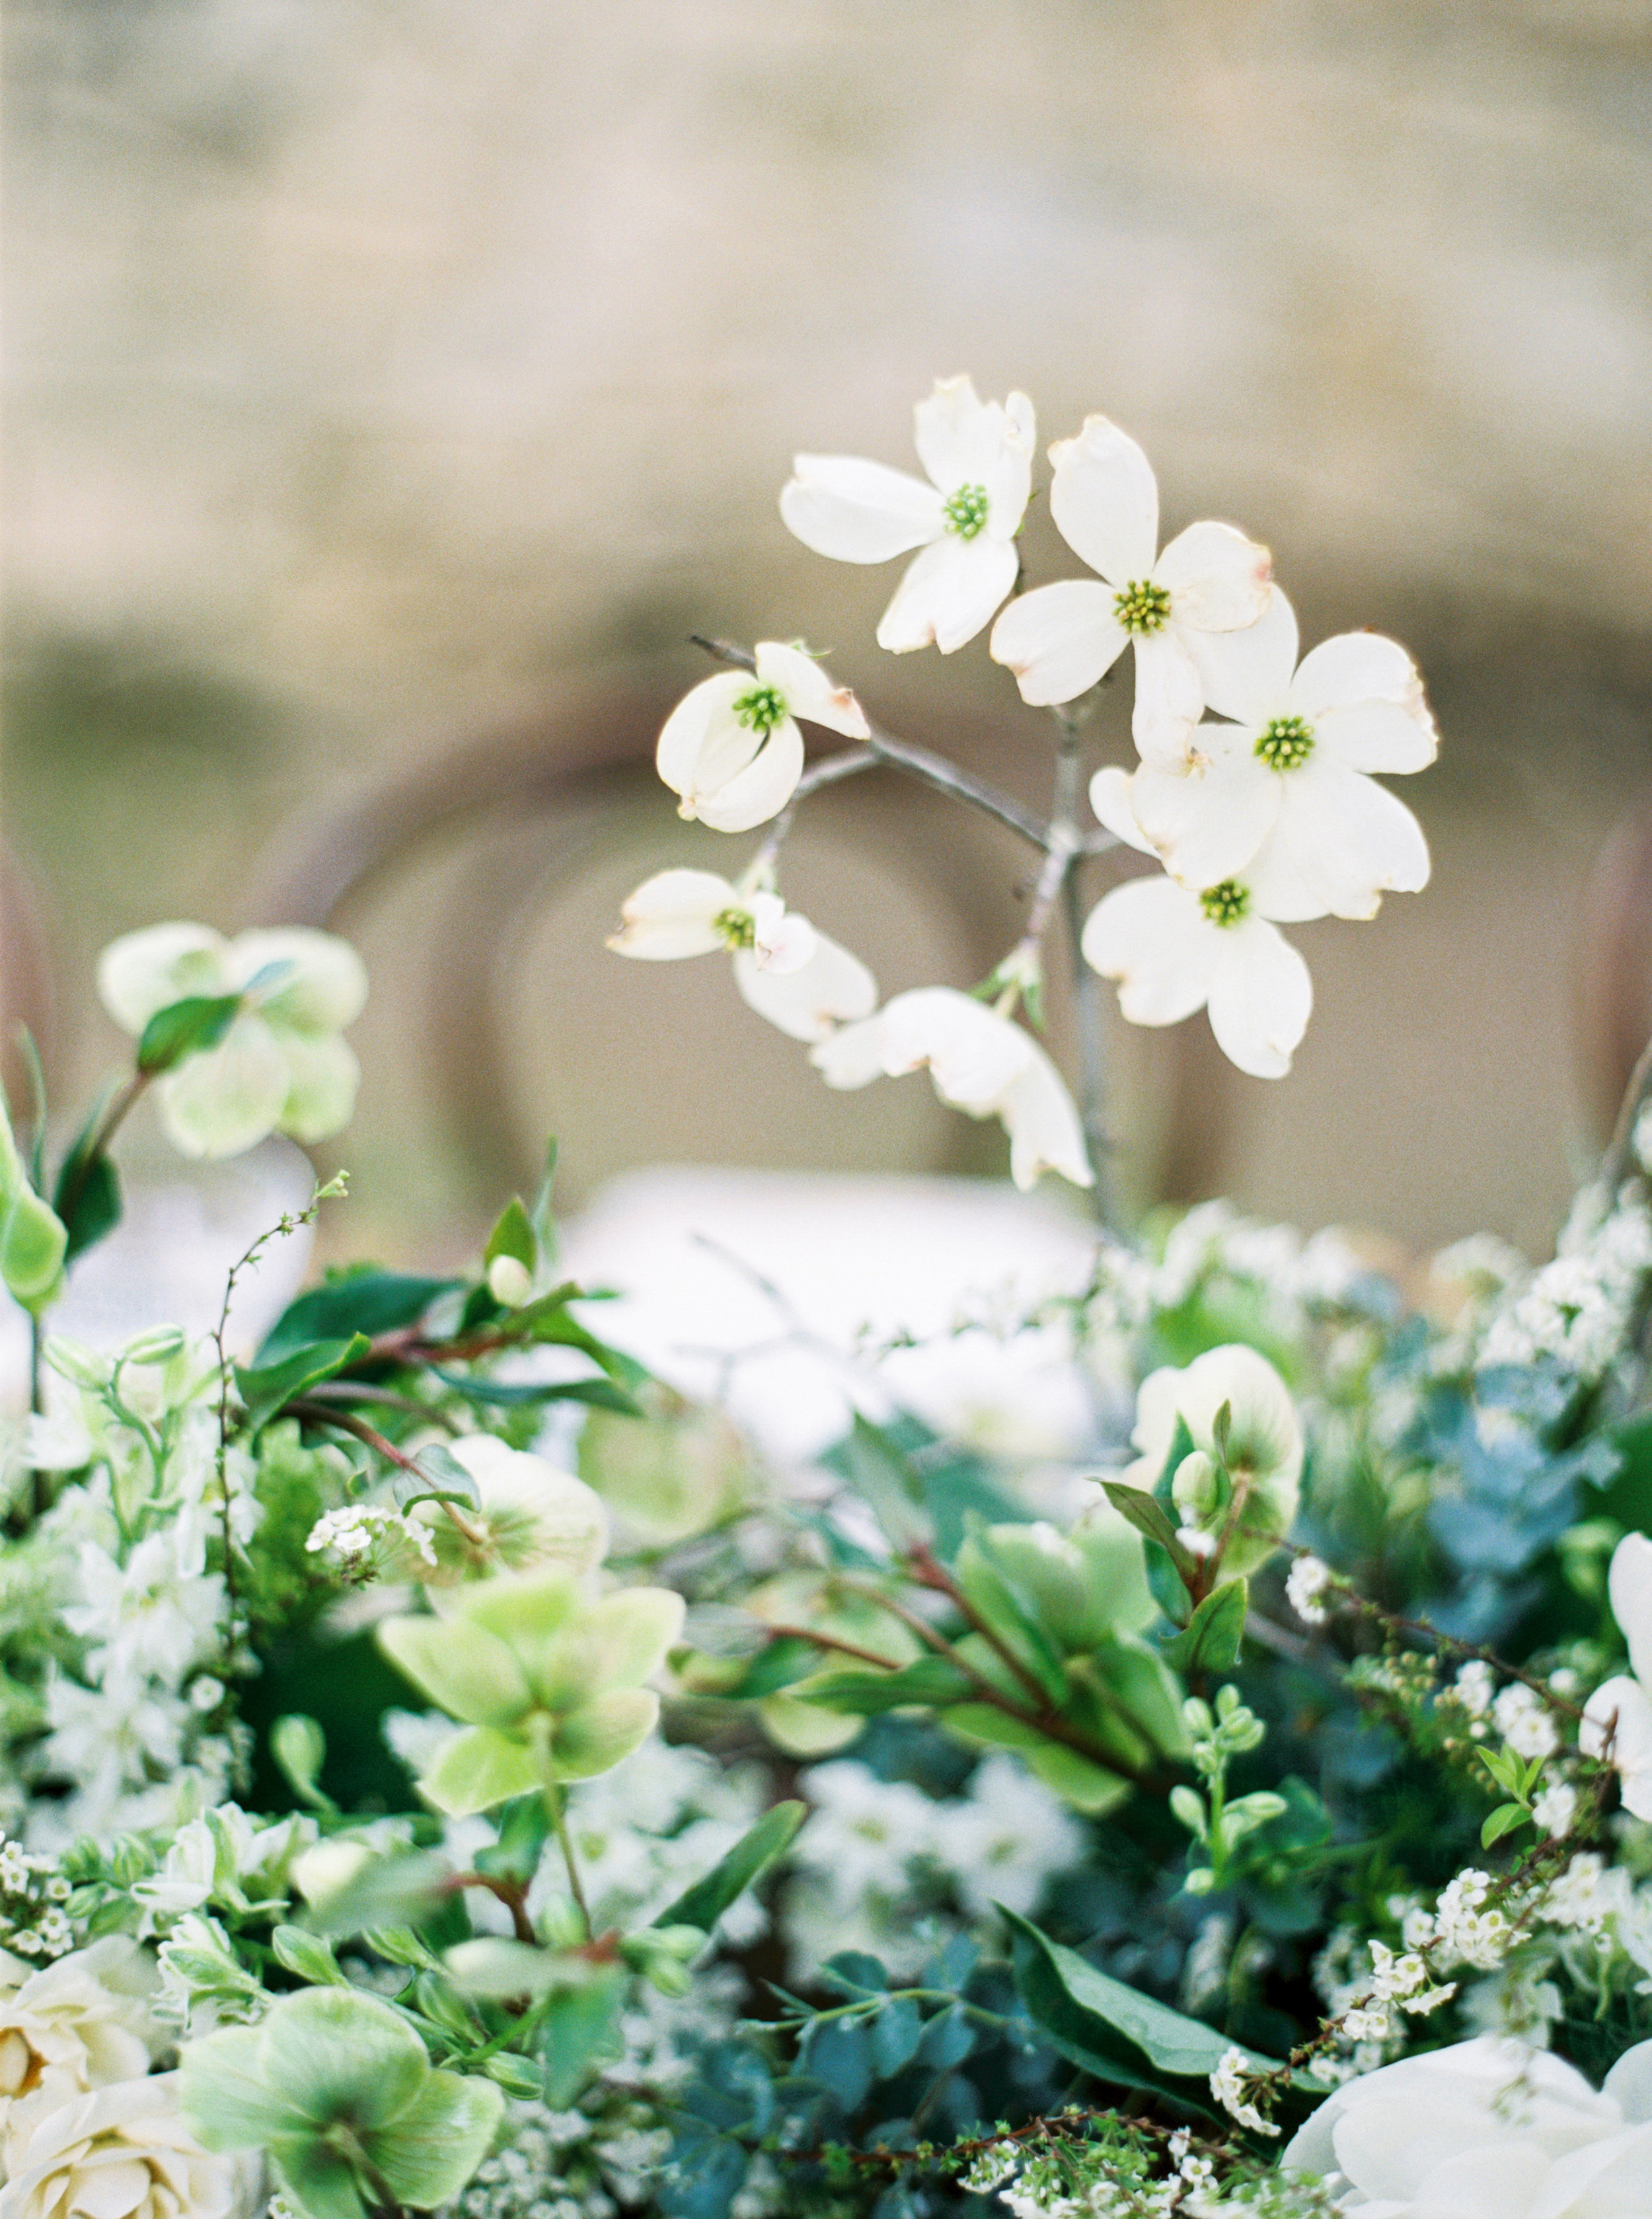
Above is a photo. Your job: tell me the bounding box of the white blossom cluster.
[0,1837,75,1963]
[22,1330,260,1846]
[786,1754,1086,1975]
[305,1502,437,1582]
[1478,1184,1652,1382]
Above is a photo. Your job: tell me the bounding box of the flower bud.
[486,1253,533,1309]
[1172,1449,1221,1521]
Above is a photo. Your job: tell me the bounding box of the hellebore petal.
[276,1031,361,1145]
[373,2068,506,2208]
[531,1587,687,1709]
[157,1014,291,1159]
[232,928,368,1033]
[376,1607,534,1727]
[256,1986,428,2134]
[419,1724,544,1817]
[97,923,230,1033]
[550,1687,663,1778]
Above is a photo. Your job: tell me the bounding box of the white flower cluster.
[1209,2046,1279,2136]
[787,1754,1086,1975]
[1335,1940,1456,2043]
[24,1331,256,1845]
[1479,1185,1652,1381]
[306,1503,437,1581]
[0,1840,74,1965]
[1285,1555,1333,1627]
[1409,1869,1513,1973]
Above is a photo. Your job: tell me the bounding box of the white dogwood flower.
[780,377,1035,653]
[1581,1531,1652,1822]
[97,924,367,1159]
[810,987,1091,1191]
[607,868,877,1045]
[1081,771,1312,1078]
[655,642,868,833]
[1125,591,1435,917]
[989,414,1271,763]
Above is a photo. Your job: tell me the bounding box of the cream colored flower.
[0,2074,258,2219]
[416,1434,611,1591]
[0,1940,163,2156]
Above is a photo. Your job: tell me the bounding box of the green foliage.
[653,1798,807,1934]
[135,991,243,1074]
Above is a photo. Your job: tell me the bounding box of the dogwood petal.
[1207,917,1312,1078]
[754,641,870,739]
[877,534,1020,654]
[276,1033,361,1145]
[1608,1532,1652,1690]
[1047,416,1158,585]
[1272,759,1430,920]
[97,923,230,1034]
[1314,697,1439,775]
[735,934,877,1043]
[656,673,753,800]
[1153,521,1273,634]
[1131,745,1282,887]
[231,929,367,1032]
[157,1015,290,1159]
[991,580,1126,706]
[877,988,1030,1108]
[1242,826,1328,923]
[1001,1044,1092,1190]
[1088,765,1157,856]
[1080,878,1219,1026]
[607,868,734,959]
[1187,587,1299,724]
[689,721,806,835]
[913,378,1035,535]
[746,894,817,975]
[809,1015,887,1089]
[780,455,945,562]
[1131,628,1205,767]
[1581,1677,1652,1822]
[1291,630,1429,720]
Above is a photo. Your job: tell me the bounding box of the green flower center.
[1255,713,1314,770]
[714,907,756,950]
[732,683,786,734]
[1113,578,1172,634]
[942,482,991,540]
[1199,880,1251,928]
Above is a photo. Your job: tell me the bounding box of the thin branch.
[691,636,1048,848]
[1063,862,1113,1227]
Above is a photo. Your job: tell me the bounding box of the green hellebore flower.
[97,921,367,1159]
[377,1570,685,1815]
[180,1984,504,2219]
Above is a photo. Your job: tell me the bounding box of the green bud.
[270,1714,330,1810]
[1170,1786,1209,1842]
[270,1924,347,1987]
[1,1185,68,1310]
[1172,1450,1221,1522]
[44,1335,110,1389]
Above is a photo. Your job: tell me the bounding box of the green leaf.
[1102,1483,1193,1573]
[1002,1906,1281,2106]
[796,1656,977,1715]
[393,1443,480,1510]
[135,992,243,1074]
[1482,1801,1531,1849]
[435,1368,643,1415]
[54,1148,121,1264]
[235,1334,371,1435]
[653,1800,806,1935]
[258,1272,461,1367]
[270,1924,348,1986]
[831,1415,934,1551]
[870,1995,924,2078]
[270,1714,333,1811]
[529,1137,560,1253]
[1160,1579,1248,1674]
[540,1965,625,2105]
[484,1196,537,1273]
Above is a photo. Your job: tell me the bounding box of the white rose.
[0,2074,259,2219]
[0,1939,164,2158]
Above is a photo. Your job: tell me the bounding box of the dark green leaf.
[235,1334,371,1434]
[434,1368,642,1416]
[727,1637,819,1700]
[258,1272,460,1366]
[913,2004,974,2070]
[135,993,242,1075]
[1160,1579,1248,1674]
[54,1149,121,1263]
[654,1801,806,1935]
[870,1996,924,2078]
[1002,1906,1279,2107]
[1102,1483,1190,1567]
[474,1792,554,1883]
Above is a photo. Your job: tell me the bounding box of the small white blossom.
[781,377,1035,654]
[1532,1781,1578,1839]
[1431,1869,1512,1971]
[1208,2045,1279,2136]
[654,642,868,833]
[1448,1661,1497,1719]
[1285,1554,1333,1626]
[989,414,1271,764]
[1491,1680,1560,1760]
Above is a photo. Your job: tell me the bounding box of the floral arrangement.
[1,377,1649,2219]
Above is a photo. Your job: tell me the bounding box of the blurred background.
[6,0,1652,1275]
